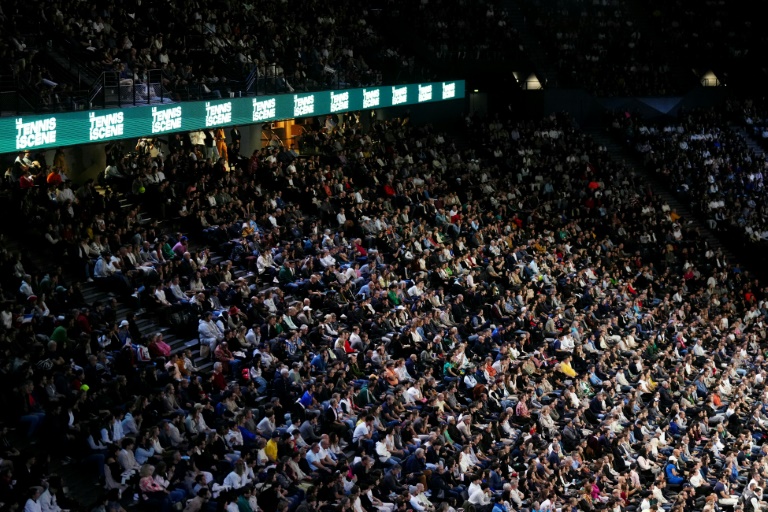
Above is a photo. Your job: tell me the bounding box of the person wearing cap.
[664,453,685,486]
[296,304,314,327]
[114,319,133,345]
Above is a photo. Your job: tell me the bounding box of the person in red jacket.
[210,362,228,392]
[19,169,35,189]
[76,308,92,334]
[353,239,368,259]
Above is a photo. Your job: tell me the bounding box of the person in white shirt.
[263,295,278,314]
[538,496,556,512]
[103,413,126,444]
[616,369,632,388]
[395,362,413,384]
[337,208,347,226]
[457,416,473,440]
[117,438,141,472]
[305,443,336,473]
[688,461,708,491]
[154,286,171,307]
[376,439,398,466]
[23,487,43,512]
[650,483,668,507]
[56,184,75,204]
[19,276,34,297]
[508,480,525,510]
[168,277,188,302]
[222,460,251,489]
[319,250,337,268]
[38,482,61,512]
[353,417,373,444]
[348,327,363,350]
[258,347,274,368]
[257,252,277,275]
[464,368,478,389]
[559,334,575,352]
[468,484,492,508]
[408,281,425,297]
[198,311,224,352]
[256,412,276,438]
[719,377,733,398]
[406,381,425,403]
[225,423,244,449]
[223,496,240,512]
[408,484,434,512]
[245,326,261,347]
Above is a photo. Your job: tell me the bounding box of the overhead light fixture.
[700,70,720,87]
[524,74,543,90]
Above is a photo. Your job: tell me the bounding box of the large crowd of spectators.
[731,98,768,158]
[56,0,390,99]
[2,0,421,105]
[3,105,768,512]
[6,0,767,111]
[0,5,83,111]
[610,106,768,248]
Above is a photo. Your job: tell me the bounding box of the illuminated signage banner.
[15,117,57,149]
[252,98,277,122]
[0,81,465,153]
[151,106,183,134]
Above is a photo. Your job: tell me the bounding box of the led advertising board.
[2,81,465,154]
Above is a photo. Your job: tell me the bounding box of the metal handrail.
[245,66,259,93]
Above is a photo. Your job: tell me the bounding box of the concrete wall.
[238,123,263,158]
